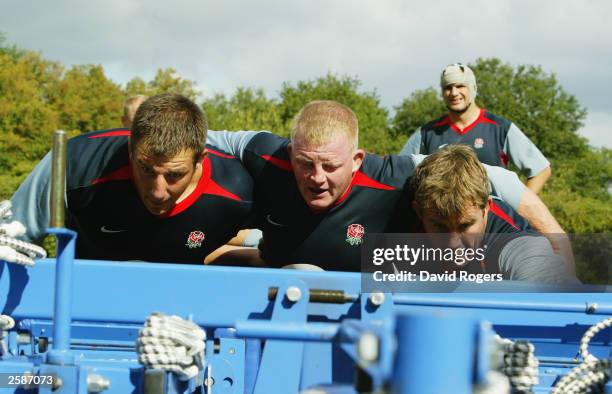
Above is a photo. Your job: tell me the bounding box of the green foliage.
[391,87,446,149]
[470,58,589,160]
[0,51,61,199]
[125,67,200,101]
[541,149,612,233]
[203,87,283,132]
[48,64,124,133]
[279,74,393,153]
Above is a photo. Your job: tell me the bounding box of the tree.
[49,64,124,133]
[0,50,61,199]
[203,87,283,132]
[391,87,446,148]
[470,58,589,160]
[279,74,393,153]
[125,68,200,101]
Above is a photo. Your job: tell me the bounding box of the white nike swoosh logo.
[266,214,285,227]
[100,225,127,233]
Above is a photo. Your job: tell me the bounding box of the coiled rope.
[137,313,206,381]
[0,200,46,266]
[552,317,612,394]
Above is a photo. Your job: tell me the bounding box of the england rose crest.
[474,138,484,149]
[186,230,205,249]
[346,223,364,246]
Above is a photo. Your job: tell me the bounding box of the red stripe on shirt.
[334,169,396,206]
[92,165,132,184]
[499,151,509,166]
[208,149,235,159]
[489,200,519,230]
[163,155,241,217]
[88,129,131,138]
[450,109,498,135]
[261,155,293,171]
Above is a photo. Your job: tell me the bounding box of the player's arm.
[525,166,551,194]
[399,128,423,155]
[498,236,578,284]
[515,187,575,275]
[204,245,266,267]
[505,123,551,194]
[10,151,53,243]
[206,130,268,159]
[225,229,263,247]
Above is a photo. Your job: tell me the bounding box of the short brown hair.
[411,145,490,218]
[131,93,207,161]
[290,100,358,151]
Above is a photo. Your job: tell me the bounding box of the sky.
[1,0,611,148]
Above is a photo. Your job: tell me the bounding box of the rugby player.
[410,144,574,283]
[11,93,253,263]
[400,63,551,194]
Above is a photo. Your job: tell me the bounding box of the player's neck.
[448,103,481,129]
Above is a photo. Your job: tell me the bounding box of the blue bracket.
[253,279,309,394]
[45,227,77,366]
[209,328,245,394]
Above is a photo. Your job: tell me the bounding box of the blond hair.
[411,145,490,218]
[290,100,358,150]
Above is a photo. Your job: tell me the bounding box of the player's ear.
[195,149,207,167]
[351,149,365,172]
[483,197,491,216]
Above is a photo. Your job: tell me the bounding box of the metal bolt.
[586,303,598,314]
[228,347,236,355]
[285,286,302,302]
[368,292,385,307]
[205,376,215,387]
[52,376,63,391]
[87,374,110,392]
[357,332,379,364]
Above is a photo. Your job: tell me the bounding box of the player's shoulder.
[66,128,130,188]
[206,144,254,197]
[360,153,415,189]
[488,196,532,232]
[246,132,289,157]
[421,114,450,132]
[482,111,512,129]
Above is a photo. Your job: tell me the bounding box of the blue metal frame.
[1,233,611,393]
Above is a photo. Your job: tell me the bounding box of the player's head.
[440,63,477,114]
[411,145,490,246]
[129,93,208,215]
[122,95,148,128]
[288,100,365,212]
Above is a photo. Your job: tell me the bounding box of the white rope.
[0,201,46,266]
[0,315,15,330]
[0,314,15,356]
[136,313,206,381]
[552,317,612,394]
[491,335,539,393]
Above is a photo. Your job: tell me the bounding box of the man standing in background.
[121,95,147,128]
[400,63,551,194]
